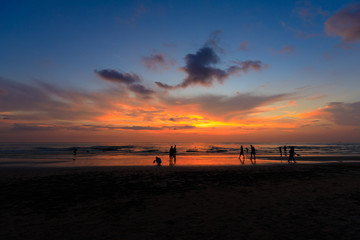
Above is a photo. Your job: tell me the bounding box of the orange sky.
[1,83,359,143]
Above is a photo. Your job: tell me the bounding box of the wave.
[1,143,360,158]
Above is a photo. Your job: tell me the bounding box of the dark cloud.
[325,3,360,43]
[95,69,155,97]
[276,45,295,55]
[120,126,162,130]
[128,84,155,96]
[12,124,58,131]
[121,125,195,131]
[142,54,175,70]
[324,101,360,126]
[95,69,141,85]
[156,46,266,90]
[1,114,10,120]
[163,125,196,130]
[154,81,176,90]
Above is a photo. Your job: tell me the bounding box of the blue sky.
[1,0,360,142]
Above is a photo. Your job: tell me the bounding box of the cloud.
[142,54,175,70]
[12,124,59,131]
[0,77,127,122]
[293,1,329,22]
[276,45,295,55]
[238,41,249,51]
[324,101,360,126]
[0,88,7,95]
[119,126,162,130]
[325,3,360,43]
[162,93,290,120]
[95,69,140,85]
[128,84,155,96]
[232,60,265,73]
[119,3,149,24]
[306,95,327,100]
[10,123,196,132]
[155,46,266,90]
[206,30,224,53]
[95,69,154,97]
[162,43,177,48]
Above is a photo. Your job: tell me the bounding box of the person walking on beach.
[279,146,282,157]
[284,146,287,157]
[288,146,297,164]
[250,145,256,164]
[239,145,245,164]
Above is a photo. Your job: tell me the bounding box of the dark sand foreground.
[1,163,360,240]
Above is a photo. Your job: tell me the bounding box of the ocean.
[1,142,360,167]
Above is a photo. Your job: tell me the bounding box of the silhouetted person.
[245,147,249,153]
[239,145,245,164]
[169,146,174,161]
[153,156,162,166]
[288,146,297,164]
[279,146,282,157]
[72,147,77,160]
[250,145,256,164]
[284,146,287,157]
[173,145,177,165]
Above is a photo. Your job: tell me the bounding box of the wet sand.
[1,163,360,239]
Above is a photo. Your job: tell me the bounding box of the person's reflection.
[169,157,175,166]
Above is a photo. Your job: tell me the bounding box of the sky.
[0,0,360,143]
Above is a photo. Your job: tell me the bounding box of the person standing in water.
[250,145,256,164]
[173,145,177,165]
[284,146,287,157]
[169,146,174,161]
[72,147,77,160]
[279,146,282,157]
[239,145,245,164]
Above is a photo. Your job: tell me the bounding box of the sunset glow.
[1,0,360,143]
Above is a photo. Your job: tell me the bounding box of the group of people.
[238,145,256,164]
[154,144,299,166]
[239,145,299,164]
[153,145,177,166]
[279,145,298,163]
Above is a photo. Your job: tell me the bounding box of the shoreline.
[1,155,360,168]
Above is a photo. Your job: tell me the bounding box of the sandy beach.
[1,163,360,240]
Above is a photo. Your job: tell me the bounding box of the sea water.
[0,142,360,167]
